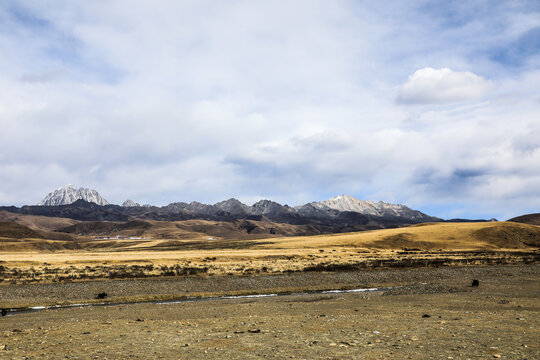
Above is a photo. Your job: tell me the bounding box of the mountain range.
[30,185,438,224]
[0,185,510,241]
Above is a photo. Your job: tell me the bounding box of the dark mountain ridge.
[0,197,440,232]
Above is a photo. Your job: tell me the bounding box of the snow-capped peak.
[122,199,140,207]
[37,185,109,206]
[312,194,426,219]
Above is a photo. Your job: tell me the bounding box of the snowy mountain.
[214,198,251,215]
[33,187,438,224]
[37,185,109,206]
[312,194,433,221]
[251,200,294,216]
[122,199,140,207]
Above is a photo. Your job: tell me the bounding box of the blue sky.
[0,0,539,220]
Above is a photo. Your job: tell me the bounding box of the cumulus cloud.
[398,67,493,104]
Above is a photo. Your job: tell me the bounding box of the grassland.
[1,221,538,286]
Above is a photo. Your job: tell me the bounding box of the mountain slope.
[0,222,44,239]
[0,211,79,232]
[214,198,251,215]
[38,185,109,206]
[508,213,540,226]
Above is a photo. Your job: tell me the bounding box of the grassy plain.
[0,221,538,287]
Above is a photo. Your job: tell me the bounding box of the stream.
[2,286,386,317]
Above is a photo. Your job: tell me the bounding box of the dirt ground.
[1,264,539,359]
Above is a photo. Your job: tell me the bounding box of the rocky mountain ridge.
[38,185,109,206]
[122,199,140,207]
[312,194,432,221]
[27,186,441,225]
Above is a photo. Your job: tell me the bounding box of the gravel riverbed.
[0,264,539,359]
[1,264,534,308]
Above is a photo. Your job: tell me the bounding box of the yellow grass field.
[1,221,539,284]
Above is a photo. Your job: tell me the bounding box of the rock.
[248,329,261,333]
[136,318,144,322]
[329,342,337,347]
[492,354,501,358]
[373,330,380,334]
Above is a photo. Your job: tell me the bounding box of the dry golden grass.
[0,221,538,284]
[0,211,79,232]
[264,221,540,250]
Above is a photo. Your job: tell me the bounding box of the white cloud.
[0,1,539,220]
[398,67,493,104]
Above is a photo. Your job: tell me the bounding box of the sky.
[0,0,539,220]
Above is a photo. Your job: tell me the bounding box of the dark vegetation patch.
[131,239,274,251]
[302,253,540,272]
[372,233,436,250]
[58,220,152,236]
[85,241,143,249]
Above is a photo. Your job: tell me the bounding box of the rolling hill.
[0,222,43,239]
[508,213,540,226]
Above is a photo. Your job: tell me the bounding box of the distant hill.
[0,210,79,232]
[281,221,540,251]
[508,213,540,226]
[0,222,43,239]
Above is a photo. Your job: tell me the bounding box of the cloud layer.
[0,0,539,220]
